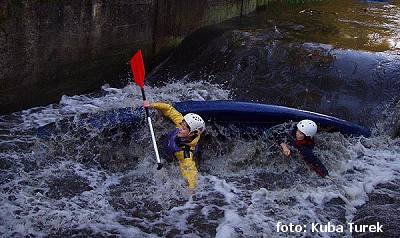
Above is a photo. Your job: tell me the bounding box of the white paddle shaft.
[147,117,161,163]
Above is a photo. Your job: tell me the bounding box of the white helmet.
[297,119,317,137]
[183,113,205,134]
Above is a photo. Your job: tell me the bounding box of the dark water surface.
[149,0,400,126]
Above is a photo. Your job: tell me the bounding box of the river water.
[1,0,400,237]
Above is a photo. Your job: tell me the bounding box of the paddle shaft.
[141,88,162,167]
[130,50,162,170]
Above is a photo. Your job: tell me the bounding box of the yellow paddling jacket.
[152,102,201,190]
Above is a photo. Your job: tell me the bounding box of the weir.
[1,0,300,113]
[1,1,400,237]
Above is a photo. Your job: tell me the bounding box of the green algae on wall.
[1,0,315,113]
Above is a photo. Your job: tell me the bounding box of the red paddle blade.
[130,50,145,89]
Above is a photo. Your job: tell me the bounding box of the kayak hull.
[37,101,371,138]
[173,101,371,137]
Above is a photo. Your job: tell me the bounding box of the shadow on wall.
[0,0,274,114]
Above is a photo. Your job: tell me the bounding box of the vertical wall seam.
[152,0,159,57]
[240,0,244,19]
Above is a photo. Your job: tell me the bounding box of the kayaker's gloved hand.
[143,100,152,109]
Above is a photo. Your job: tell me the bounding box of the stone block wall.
[0,0,273,113]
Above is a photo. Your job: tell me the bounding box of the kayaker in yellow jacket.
[143,101,205,194]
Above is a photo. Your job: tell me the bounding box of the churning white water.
[1,80,399,237]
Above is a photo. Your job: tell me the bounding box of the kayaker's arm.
[147,102,184,127]
[298,147,329,177]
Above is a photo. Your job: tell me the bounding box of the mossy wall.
[0,0,276,113]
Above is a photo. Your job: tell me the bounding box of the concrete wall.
[0,0,273,113]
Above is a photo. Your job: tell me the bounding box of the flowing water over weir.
[1,1,400,237]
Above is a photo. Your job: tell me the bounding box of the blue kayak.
[37,100,371,138]
[173,101,371,137]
